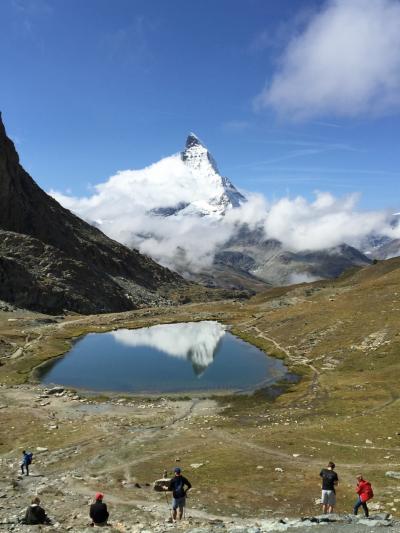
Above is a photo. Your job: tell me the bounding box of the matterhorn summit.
[180,133,245,216]
[152,133,245,218]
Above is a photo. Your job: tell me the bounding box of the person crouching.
[90,492,109,527]
[22,496,51,525]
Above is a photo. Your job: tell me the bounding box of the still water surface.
[41,321,287,393]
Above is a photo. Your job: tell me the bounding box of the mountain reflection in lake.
[41,321,287,393]
[111,321,225,375]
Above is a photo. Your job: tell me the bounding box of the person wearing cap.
[89,493,109,527]
[166,467,192,521]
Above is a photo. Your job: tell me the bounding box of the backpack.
[173,477,185,498]
[364,482,374,501]
[26,452,33,465]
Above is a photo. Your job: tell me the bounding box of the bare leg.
[172,509,177,521]
[178,508,183,520]
[328,505,334,514]
[322,504,328,514]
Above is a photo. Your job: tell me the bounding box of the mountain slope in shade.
[0,112,186,314]
[184,225,371,289]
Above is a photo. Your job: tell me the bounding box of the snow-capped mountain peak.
[171,132,246,217]
[150,133,245,218]
[182,133,220,175]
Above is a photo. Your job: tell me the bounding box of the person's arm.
[104,504,109,520]
[184,477,192,494]
[162,478,173,491]
[89,504,95,520]
[22,508,29,524]
[39,507,51,525]
[334,473,339,486]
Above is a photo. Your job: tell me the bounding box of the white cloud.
[287,272,322,285]
[50,156,267,272]
[51,160,399,272]
[256,0,400,119]
[263,192,392,251]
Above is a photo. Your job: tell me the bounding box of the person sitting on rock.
[165,467,192,521]
[354,473,373,517]
[89,492,109,527]
[22,496,51,525]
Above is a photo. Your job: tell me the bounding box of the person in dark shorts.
[89,492,109,527]
[166,467,192,521]
[320,461,339,514]
[22,496,51,525]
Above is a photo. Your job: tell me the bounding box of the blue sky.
[1,0,400,211]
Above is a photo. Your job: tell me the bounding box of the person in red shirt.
[354,474,373,517]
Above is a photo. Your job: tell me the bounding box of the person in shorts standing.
[166,467,192,521]
[320,461,339,514]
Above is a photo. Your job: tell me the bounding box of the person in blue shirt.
[166,467,192,521]
[21,450,31,476]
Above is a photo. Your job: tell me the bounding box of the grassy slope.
[0,257,399,518]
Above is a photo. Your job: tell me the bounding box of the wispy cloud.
[221,120,251,132]
[255,0,400,120]
[102,15,156,67]
[10,0,53,37]
[232,140,360,168]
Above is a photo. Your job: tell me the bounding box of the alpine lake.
[40,321,289,394]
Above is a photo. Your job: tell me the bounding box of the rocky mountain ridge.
[0,112,186,314]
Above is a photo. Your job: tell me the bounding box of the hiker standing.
[166,467,192,521]
[320,461,339,514]
[22,496,51,525]
[354,474,373,517]
[20,450,32,476]
[89,492,109,527]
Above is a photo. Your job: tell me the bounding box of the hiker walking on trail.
[166,467,192,521]
[320,461,339,514]
[89,492,109,527]
[22,496,51,525]
[20,450,32,476]
[354,474,373,517]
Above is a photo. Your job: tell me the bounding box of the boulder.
[153,478,170,492]
[47,387,65,395]
[385,471,400,479]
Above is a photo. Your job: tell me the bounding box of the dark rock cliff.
[0,113,186,313]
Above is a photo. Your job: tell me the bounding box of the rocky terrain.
[1,256,400,531]
[210,227,371,288]
[0,113,187,314]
